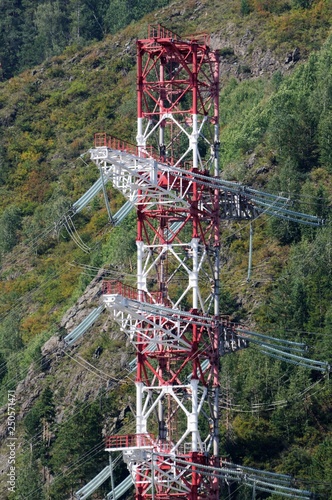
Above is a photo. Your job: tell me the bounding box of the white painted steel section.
[190,379,199,452]
[191,238,199,310]
[136,117,144,153]
[137,240,147,301]
[191,114,198,170]
[136,382,146,434]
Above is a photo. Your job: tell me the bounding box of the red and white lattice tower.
[134,26,220,499]
[91,25,248,500]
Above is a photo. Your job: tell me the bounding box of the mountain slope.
[0,1,332,498]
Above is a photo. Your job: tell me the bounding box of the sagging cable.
[63,215,91,253]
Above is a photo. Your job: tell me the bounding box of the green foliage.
[257,222,332,338]
[102,213,136,268]
[0,312,23,356]
[321,305,332,364]
[280,445,312,478]
[219,288,240,317]
[0,0,172,79]
[230,414,284,463]
[311,436,332,499]
[33,1,70,61]
[219,47,235,57]
[0,0,22,80]
[0,350,7,384]
[318,111,332,170]
[220,34,332,184]
[105,0,171,35]
[292,0,313,8]
[14,449,45,500]
[0,205,22,255]
[240,0,252,16]
[25,386,55,438]
[0,146,10,185]
[24,385,56,467]
[267,89,317,170]
[219,78,269,170]
[65,80,90,99]
[49,401,105,498]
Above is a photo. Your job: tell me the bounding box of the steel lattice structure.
[109,25,224,499]
[89,25,321,500]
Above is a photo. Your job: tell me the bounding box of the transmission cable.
[63,215,91,253]
[63,350,119,383]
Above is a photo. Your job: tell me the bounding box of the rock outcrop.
[211,25,301,81]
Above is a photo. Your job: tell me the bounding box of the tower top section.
[136,23,219,122]
[136,24,220,172]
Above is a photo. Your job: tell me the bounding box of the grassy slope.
[0,0,331,498]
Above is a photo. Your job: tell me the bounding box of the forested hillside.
[0,0,171,80]
[0,0,332,498]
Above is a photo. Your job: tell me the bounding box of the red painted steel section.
[137,25,219,121]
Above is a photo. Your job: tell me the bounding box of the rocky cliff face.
[0,269,128,443]
[58,270,105,332]
[211,25,301,81]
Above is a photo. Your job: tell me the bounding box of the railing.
[94,133,179,166]
[102,280,139,300]
[94,132,107,147]
[102,280,163,305]
[185,32,210,46]
[105,434,203,456]
[148,24,180,41]
[94,133,156,159]
[105,433,155,449]
[147,25,210,46]
[94,133,137,155]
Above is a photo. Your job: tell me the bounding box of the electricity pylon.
[90,25,321,500]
